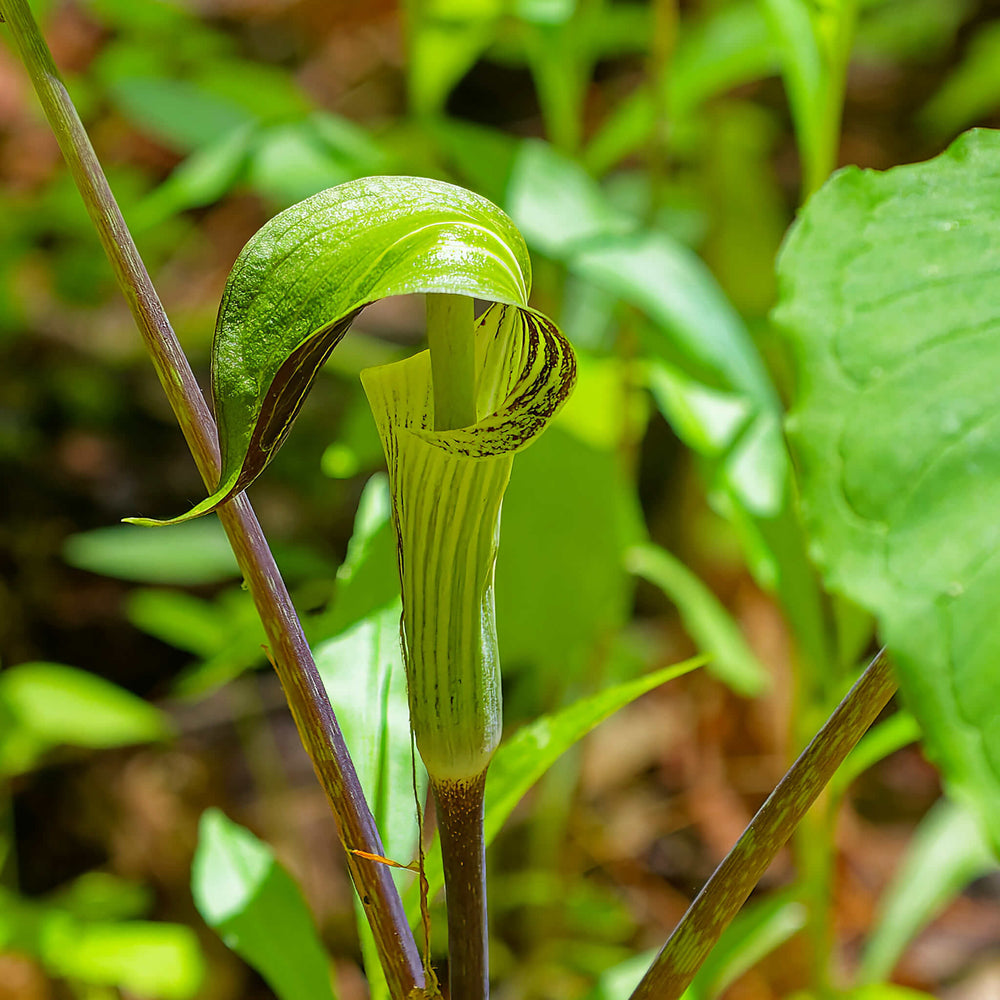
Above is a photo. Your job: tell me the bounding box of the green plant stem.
[803,0,859,200]
[2,4,425,995]
[433,773,489,1000]
[426,293,477,430]
[629,648,895,1000]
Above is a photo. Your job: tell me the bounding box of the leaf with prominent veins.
[127,175,533,526]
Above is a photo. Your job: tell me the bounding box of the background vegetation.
[4,1,1000,998]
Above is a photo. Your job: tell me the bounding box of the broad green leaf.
[362,302,575,779]
[107,76,256,151]
[859,798,996,984]
[774,128,1000,849]
[626,542,769,696]
[38,915,204,1000]
[128,176,533,526]
[63,520,239,585]
[406,655,703,919]
[315,573,420,997]
[0,662,170,776]
[192,809,336,1000]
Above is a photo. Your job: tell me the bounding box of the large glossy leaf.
[128,176,532,526]
[775,128,1000,848]
[315,600,424,867]
[192,809,337,1000]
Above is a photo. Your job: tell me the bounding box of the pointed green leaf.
[64,520,239,584]
[0,662,171,777]
[128,176,533,525]
[859,797,996,984]
[775,129,1000,850]
[315,600,425,867]
[406,655,703,919]
[192,809,337,1000]
[626,542,769,696]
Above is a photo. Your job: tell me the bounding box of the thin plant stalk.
[433,774,489,1000]
[427,293,477,430]
[629,648,895,1000]
[2,3,426,994]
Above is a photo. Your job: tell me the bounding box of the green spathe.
[125,174,576,781]
[127,175,532,526]
[363,303,575,779]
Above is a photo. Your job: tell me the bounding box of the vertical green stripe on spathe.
[362,303,576,781]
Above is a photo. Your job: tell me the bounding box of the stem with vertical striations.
[1,3,424,994]
[433,773,489,1000]
[629,648,896,1000]
[426,293,477,431]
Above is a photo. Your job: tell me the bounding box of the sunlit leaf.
[192,809,337,1000]
[64,520,239,585]
[38,916,204,1000]
[315,600,425,868]
[859,798,996,984]
[775,128,1000,849]
[0,662,171,776]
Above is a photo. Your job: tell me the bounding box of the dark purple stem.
[629,648,895,1000]
[3,3,424,995]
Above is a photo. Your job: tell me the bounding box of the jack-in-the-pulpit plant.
[128,175,576,999]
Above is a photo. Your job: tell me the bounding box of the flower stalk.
[363,299,575,999]
[427,293,478,430]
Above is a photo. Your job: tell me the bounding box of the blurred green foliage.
[5,0,1000,997]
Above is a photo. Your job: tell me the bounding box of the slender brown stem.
[629,648,895,1000]
[2,3,425,995]
[433,773,489,1000]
